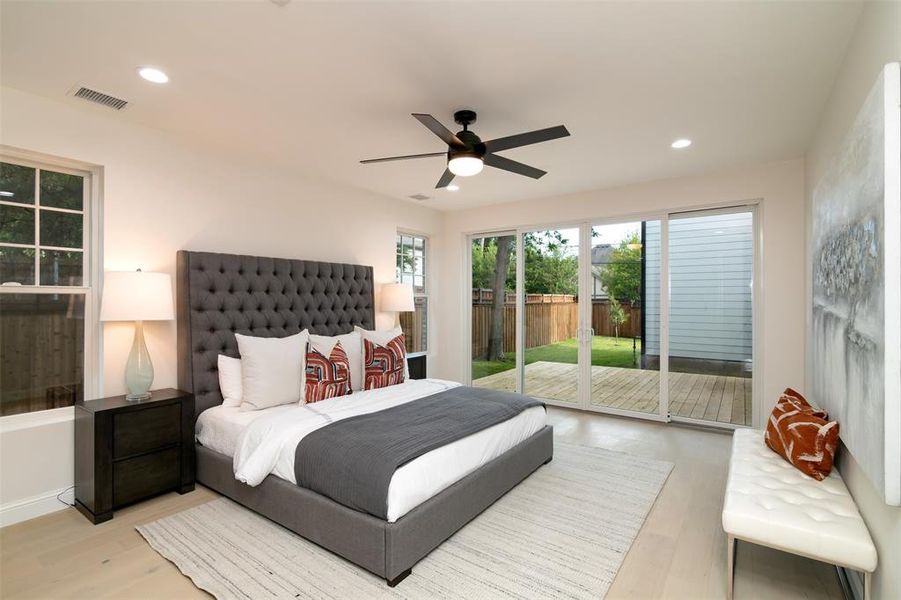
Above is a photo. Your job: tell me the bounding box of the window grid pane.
[1,166,87,288]
[0,162,36,205]
[39,209,83,249]
[396,233,428,352]
[0,246,36,285]
[40,170,84,210]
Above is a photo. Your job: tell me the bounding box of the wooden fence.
[471,296,642,358]
[1,295,84,416]
[592,301,642,338]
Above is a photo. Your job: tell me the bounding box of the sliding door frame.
[463,199,763,430]
[580,214,670,422]
[515,220,587,408]
[464,229,520,392]
[666,203,761,430]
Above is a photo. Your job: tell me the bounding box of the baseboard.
[0,487,74,528]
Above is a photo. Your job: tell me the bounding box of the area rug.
[137,443,673,599]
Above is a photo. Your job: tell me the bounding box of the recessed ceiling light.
[137,67,169,84]
[671,138,692,149]
[446,184,460,191]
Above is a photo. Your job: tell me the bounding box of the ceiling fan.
[361,110,570,189]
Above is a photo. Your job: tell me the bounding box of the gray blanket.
[294,386,545,520]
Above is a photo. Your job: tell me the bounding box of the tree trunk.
[486,235,513,361]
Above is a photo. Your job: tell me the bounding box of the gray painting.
[812,64,900,506]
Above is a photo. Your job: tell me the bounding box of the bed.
[176,250,554,586]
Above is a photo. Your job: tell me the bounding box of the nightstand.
[407,353,427,380]
[75,388,195,524]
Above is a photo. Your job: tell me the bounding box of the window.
[396,232,428,353]
[0,157,97,417]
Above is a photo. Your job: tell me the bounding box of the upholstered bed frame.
[176,250,553,586]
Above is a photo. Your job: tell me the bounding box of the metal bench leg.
[864,571,871,600]
[727,535,735,600]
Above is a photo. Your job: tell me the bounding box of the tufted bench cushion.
[723,428,877,573]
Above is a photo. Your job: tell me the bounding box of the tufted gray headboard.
[176,250,375,419]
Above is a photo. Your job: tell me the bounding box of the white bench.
[722,429,877,599]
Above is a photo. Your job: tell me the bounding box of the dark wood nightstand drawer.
[113,404,180,458]
[113,447,180,506]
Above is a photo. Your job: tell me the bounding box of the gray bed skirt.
[196,425,554,583]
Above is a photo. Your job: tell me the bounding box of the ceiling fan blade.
[435,168,456,188]
[484,125,570,153]
[360,152,446,164]
[413,114,466,149]
[483,153,547,179]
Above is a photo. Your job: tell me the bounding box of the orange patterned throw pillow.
[764,388,839,481]
[363,334,406,390]
[304,342,351,403]
[778,387,827,418]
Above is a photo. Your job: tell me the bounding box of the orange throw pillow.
[764,390,839,481]
[779,387,827,418]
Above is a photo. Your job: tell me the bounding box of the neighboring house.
[644,212,753,364]
[590,244,613,299]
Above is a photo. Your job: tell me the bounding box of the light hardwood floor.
[474,362,752,426]
[0,408,842,599]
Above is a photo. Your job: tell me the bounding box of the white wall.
[804,2,901,598]
[436,158,807,426]
[0,86,443,525]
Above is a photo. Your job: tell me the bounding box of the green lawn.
[472,335,641,380]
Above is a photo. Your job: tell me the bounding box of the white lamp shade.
[381,283,415,313]
[100,271,175,321]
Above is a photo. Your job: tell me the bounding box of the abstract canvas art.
[811,63,900,506]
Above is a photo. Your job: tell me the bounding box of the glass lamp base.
[125,320,155,402]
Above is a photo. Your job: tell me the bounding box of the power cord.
[56,485,75,508]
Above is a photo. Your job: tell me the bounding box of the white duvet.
[196,378,546,522]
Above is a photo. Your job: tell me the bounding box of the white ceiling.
[1,1,861,210]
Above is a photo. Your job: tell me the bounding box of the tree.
[608,296,628,343]
[471,231,579,362]
[598,232,642,305]
[522,231,578,295]
[486,235,513,361]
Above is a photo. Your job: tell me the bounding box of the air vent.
[72,86,129,110]
[408,194,430,201]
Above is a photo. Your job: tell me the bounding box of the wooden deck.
[473,360,751,426]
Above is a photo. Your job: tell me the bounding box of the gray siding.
[644,212,753,362]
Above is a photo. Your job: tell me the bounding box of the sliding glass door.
[520,227,581,405]
[471,232,517,391]
[666,208,755,427]
[587,220,665,419]
[467,205,757,428]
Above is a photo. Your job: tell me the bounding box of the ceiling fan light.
[448,156,483,177]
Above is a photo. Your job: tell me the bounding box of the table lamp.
[381,283,414,328]
[100,270,175,401]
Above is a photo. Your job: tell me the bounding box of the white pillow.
[217,354,243,407]
[354,325,410,379]
[309,331,363,392]
[235,330,309,411]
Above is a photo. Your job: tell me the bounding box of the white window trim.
[397,230,429,356]
[0,146,103,426]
